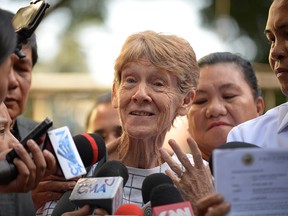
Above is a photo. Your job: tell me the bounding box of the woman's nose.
[132,83,152,103]
[205,99,227,118]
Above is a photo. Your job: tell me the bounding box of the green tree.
[200,0,271,63]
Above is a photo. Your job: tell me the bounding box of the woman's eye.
[125,77,136,83]
[0,127,5,134]
[224,95,236,99]
[153,81,164,87]
[265,35,275,45]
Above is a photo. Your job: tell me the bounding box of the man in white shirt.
[227,0,288,148]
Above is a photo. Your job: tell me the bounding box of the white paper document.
[213,148,288,216]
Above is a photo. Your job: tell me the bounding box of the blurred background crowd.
[2,0,284,134]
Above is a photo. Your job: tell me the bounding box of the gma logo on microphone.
[153,201,194,216]
[76,178,118,195]
[69,177,124,213]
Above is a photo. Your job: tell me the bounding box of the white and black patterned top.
[36,154,194,216]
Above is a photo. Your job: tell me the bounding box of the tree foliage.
[200,0,271,63]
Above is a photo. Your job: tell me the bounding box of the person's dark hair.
[198,52,261,99]
[3,9,38,66]
[96,92,112,105]
[25,33,38,66]
[0,8,17,65]
[85,92,112,130]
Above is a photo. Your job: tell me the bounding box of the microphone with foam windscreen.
[141,173,174,216]
[72,133,107,168]
[208,141,260,175]
[115,203,144,216]
[150,184,194,216]
[68,160,129,215]
[47,126,107,179]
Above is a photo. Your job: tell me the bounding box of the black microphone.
[208,141,260,175]
[141,173,173,216]
[70,133,107,168]
[93,160,129,184]
[150,184,194,216]
[150,184,184,207]
[0,132,106,184]
[142,173,173,204]
[53,160,128,216]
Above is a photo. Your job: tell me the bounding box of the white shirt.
[227,102,288,148]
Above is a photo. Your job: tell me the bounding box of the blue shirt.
[227,102,288,148]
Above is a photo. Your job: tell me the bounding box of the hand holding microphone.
[33,131,107,211]
[32,174,79,210]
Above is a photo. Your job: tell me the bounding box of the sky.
[76,0,230,86]
[2,0,256,87]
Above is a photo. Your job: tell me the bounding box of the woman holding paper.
[191,0,288,214]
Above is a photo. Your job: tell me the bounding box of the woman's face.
[113,58,189,140]
[188,63,263,160]
[0,102,19,153]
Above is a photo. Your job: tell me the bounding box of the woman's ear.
[177,90,195,116]
[112,83,119,108]
[255,96,265,116]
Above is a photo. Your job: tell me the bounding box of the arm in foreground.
[32,175,78,210]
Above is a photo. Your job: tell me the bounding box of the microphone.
[47,126,107,179]
[0,130,106,184]
[141,173,174,216]
[208,141,260,175]
[150,184,194,216]
[68,160,129,215]
[115,203,144,216]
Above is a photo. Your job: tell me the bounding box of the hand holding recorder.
[0,117,57,192]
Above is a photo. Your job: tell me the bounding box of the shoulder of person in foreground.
[227,102,288,145]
